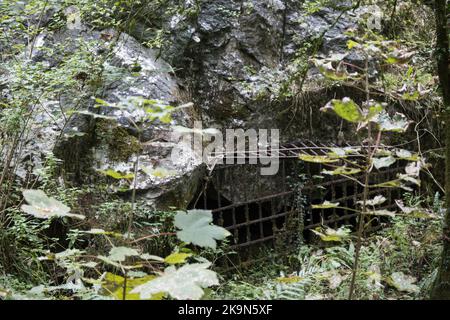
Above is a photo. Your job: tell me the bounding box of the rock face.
[6,26,203,210]
[158,0,362,142]
[3,0,369,212]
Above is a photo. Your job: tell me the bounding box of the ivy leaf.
[174,210,231,249]
[164,252,192,265]
[372,156,396,169]
[312,201,340,209]
[299,154,339,163]
[130,262,219,300]
[108,247,140,262]
[321,98,364,123]
[21,190,85,220]
[388,272,419,293]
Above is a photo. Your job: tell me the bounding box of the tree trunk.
[431,0,450,300]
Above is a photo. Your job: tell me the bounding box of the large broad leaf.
[108,247,140,262]
[388,272,419,293]
[130,262,219,300]
[174,210,231,249]
[327,148,347,158]
[395,200,436,219]
[299,154,339,163]
[164,252,192,265]
[312,201,340,209]
[102,272,164,300]
[321,98,364,123]
[372,156,396,169]
[357,195,387,207]
[311,226,351,242]
[405,162,422,177]
[395,149,419,161]
[21,190,85,220]
[315,59,353,81]
[374,111,411,132]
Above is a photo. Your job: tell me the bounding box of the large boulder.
[4,26,203,210]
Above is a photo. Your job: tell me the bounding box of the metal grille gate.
[190,140,405,255]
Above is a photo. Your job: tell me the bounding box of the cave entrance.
[188,140,405,265]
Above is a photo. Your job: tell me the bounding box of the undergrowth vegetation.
[213,198,443,300]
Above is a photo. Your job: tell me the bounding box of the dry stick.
[127,131,141,240]
[348,130,381,299]
[348,54,380,299]
[131,232,176,244]
[28,0,49,60]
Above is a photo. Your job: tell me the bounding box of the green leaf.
[164,252,192,265]
[322,98,364,123]
[395,149,419,161]
[374,111,411,132]
[357,195,387,207]
[372,156,396,169]
[299,154,339,163]
[140,254,165,262]
[174,210,231,249]
[398,174,421,186]
[402,91,420,101]
[347,40,360,49]
[81,229,123,238]
[388,272,419,293]
[322,167,361,175]
[130,262,219,300]
[366,209,396,218]
[102,272,164,300]
[108,247,140,262]
[312,201,340,209]
[327,148,347,158]
[395,200,436,219]
[315,60,348,80]
[372,180,402,188]
[94,98,110,106]
[385,50,415,65]
[311,226,351,242]
[21,190,85,220]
